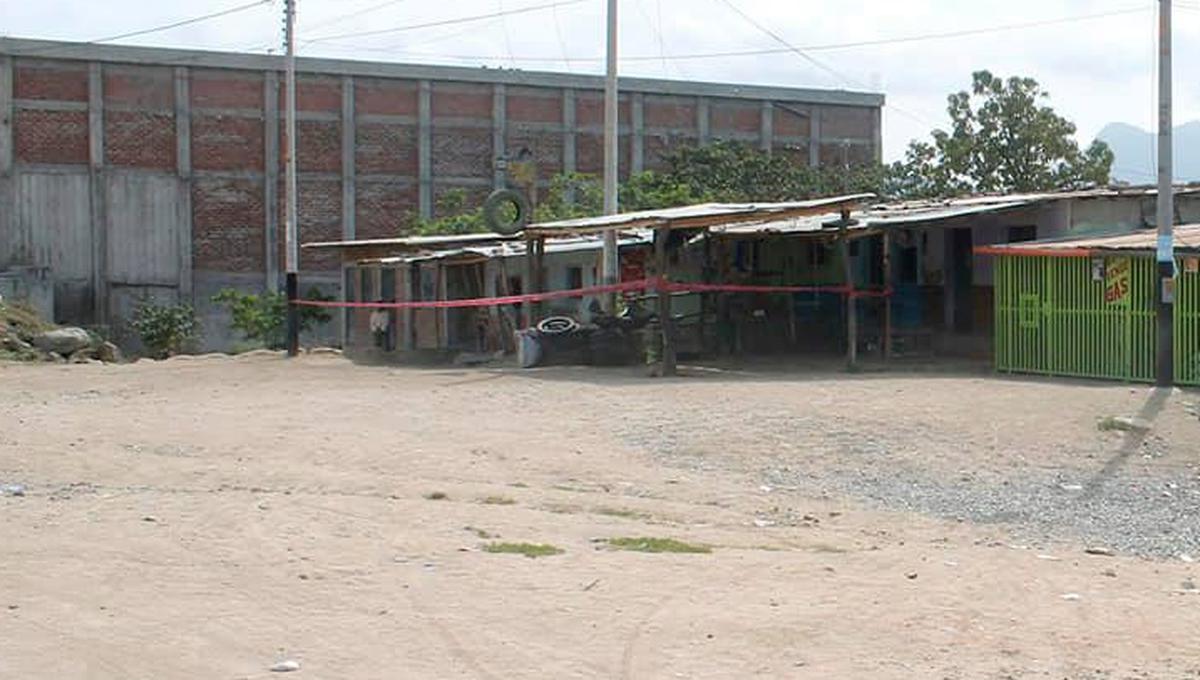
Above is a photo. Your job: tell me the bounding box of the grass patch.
[482,542,563,558]
[602,537,711,554]
[424,491,448,501]
[481,495,517,506]
[595,507,652,521]
[464,525,495,539]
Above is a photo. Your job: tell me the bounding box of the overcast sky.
[4,0,1196,175]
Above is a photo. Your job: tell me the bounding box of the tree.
[407,140,889,234]
[891,71,1113,198]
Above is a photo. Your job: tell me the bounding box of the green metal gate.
[1178,262,1200,385]
[994,255,1199,385]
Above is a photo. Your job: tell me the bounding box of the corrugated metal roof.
[523,194,875,235]
[358,233,652,266]
[976,225,1200,257]
[708,200,1030,237]
[304,232,518,251]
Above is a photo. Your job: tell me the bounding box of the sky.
[3,0,1198,174]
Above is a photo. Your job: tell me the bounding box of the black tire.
[537,316,579,335]
[483,189,531,235]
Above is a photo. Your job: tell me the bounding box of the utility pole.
[1156,0,1175,386]
[601,0,619,311]
[284,0,300,356]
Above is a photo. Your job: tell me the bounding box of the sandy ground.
[1,354,1199,679]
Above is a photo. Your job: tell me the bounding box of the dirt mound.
[0,301,121,364]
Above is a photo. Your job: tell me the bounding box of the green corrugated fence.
[994,254,1199,386]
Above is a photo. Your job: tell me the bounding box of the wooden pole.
[533,236,546,324]
[523,236,535,328]
[839,211,857,370]
[882,230,893,361]
[656,227,677,376]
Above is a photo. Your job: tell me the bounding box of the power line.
[550,3,575,71]
[305,0,588,43]
[713,0,938,127]
[304,0,410,32]
[498,0,517,68]
[11,0,274,56]
[320,4,1152,66]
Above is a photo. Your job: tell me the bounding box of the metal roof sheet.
[976,224,1200,257]
[523,194,875,235]
[303,232,518,251]
[358,233,652,266]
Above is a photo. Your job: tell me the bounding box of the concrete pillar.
[0,55,11,175]
[418,79,432,220]
[492,83,506,190]
[562,88,576,174]
[341,76,356,240]
[809,105,821,168]
[631,92,644,174]
[340,76,356,348]
[264,70,280,291]
[88,62,107,324]
[872,107,883,163]
[697,97,710,143]
[760,101,773,153]
[174,66,193,304]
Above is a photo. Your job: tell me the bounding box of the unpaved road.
[1,354,1199,679]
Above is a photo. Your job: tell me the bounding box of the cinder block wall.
[0,38,884,349]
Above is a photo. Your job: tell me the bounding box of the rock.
[905,572,918,580]
[1,484,26,497]
[32,327,92,356]
[1084,547,1115,557]
[1060,593,1082,601]
[70,349,97,364]
[96,341,123,364]
[270,659,301,673]
[42,352,66,364]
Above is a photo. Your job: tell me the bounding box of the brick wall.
[6,48,881,291]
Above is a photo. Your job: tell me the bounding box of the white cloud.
[5,0,1192,161]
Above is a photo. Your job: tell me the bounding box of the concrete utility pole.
[601,0,619,310]
[1156,0,1175,386]
[284,0,300,356]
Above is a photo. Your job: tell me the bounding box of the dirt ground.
[2,354,1199,679]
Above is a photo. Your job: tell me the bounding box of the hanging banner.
[1104,257,1131,306]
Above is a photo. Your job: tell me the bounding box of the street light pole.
[1156,0,1175,386]
[284,0,300,356]
[601,0,619,311]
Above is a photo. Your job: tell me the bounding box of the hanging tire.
[537,316,579,335]
[483,189,531,235]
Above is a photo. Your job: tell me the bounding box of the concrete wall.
[0,38,884,350]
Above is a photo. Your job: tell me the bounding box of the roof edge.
[0,37,885,108]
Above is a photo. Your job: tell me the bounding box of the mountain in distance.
[1095,121,1200,184]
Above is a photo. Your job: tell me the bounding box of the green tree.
[212,287,332,350]
[891,70,1113,198]
[408,141,890,235]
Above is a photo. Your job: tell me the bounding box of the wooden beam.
[839,210,857,370]
[523,236,535,328]
[656,227,677,376]
[882,230,893,361]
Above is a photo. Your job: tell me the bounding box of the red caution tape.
[291,278,655,310]
[291,278,891,310]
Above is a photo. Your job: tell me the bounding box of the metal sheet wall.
[106,174,184,287]
[995,254,1198,386]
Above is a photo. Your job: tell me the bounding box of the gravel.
[619,403,1200,559]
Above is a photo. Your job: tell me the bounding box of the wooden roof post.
[839,210,858,370]
[656,227,677,376]
[882,229,893,361]
[523,235,536,328]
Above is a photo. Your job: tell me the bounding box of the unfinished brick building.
[0,37,884,348]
